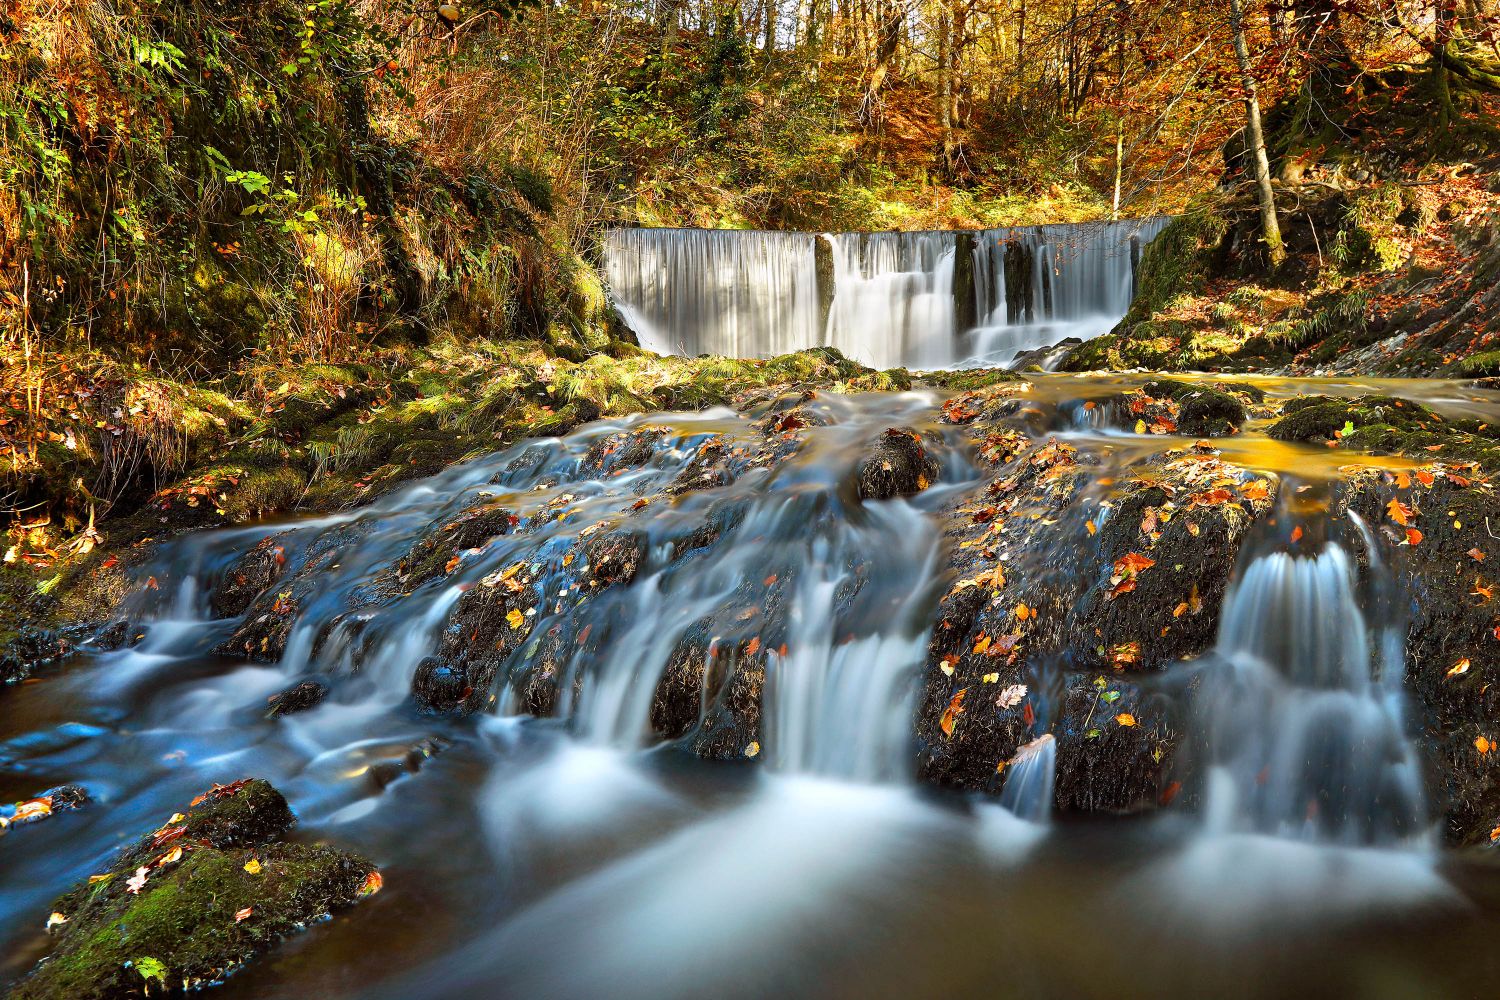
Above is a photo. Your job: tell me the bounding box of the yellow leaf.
[506,608,524,629]
[1134,419,1146,434]
[1447,658,1471,679]
[244,858,262,875]
[1086,520,1097,536]
[1116,713,1137,727]
[973,635,992,655]
[745,741,761,758]
[562,552,574,567]
[1478,736,1493,755]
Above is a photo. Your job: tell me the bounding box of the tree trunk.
[1230,0,1285,267]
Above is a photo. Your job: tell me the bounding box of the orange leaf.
[745,636,761,657]
[1290,525,1304,543]
[1469,548,1486,563]
[1015,603,1031,621]
[1115,713,1137,727]
[973,634,992,655]
[939,688,969,737]
[1386,499,1413,526]
[1415,470,1435,487]
[235,906,253,923]
[1406,527,1423,546]
[1447,658,1471,679]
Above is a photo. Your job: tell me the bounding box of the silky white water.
[601,218,1170,368]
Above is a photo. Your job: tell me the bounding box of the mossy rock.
[12,780,376,1000]
[1269,394,1500,468]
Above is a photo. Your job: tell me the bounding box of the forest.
[3,0,1500,996]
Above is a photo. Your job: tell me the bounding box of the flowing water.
[7,335,1500,992]
[602,218,1169,369]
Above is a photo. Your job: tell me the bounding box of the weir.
[601,217,1170,369]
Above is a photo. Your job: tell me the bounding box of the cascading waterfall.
[823,232,957,371]
[965,217,1171,366]
[1191,541,1427,845]
[601,218,1169,369]
[600,228,823,358]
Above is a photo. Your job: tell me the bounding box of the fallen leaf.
[1469,548,1487,563]
[127,867,150,895]
[506,608,524,629]
[1447,658,1472,679]
[358,871,384,897]
[234,907,253,923]
[1116,713,1137,727]
[995,683,1027,709]
[244,858,262,875]
[1406,527,1423,546]
[940,688,969,737]
[1387,498,1414,526]
[1015,604,1031,621]
[745,636,761,656]
[1291,525,1304,543]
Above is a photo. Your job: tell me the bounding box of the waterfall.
[964,217,1171,366]
[823,232,957,371]
[1192,543,1427,846]
[601,218,1169,369]
[998,734,1057,823]
[600,228,823,358]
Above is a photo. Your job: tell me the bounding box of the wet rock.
[367,736,450,789]
[1052,675,1174,813]
[390,496,517,593]
[583,529,648,586]
[915,425,1272,809]
[668,436,734,494]
[856,427,941,500]
[1336,467,1500,845]
[1270,394,1500,467]
[1,784,90,835]
[1173,386,1248,437]
[213,523,369,663]
[265,680,329,718]
[90,620,147,651]
[210,534,289,618]
[1010,337,1083,371]
[0,627,72,685]
[412,656,473,713]
[11,778,376,1000]
[583,427,669,475]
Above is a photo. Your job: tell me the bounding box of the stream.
[5,369,1500,998]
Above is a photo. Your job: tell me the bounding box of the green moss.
[918,369,1022,391]
[1457,350,1500,378]
[1125,206,1229,323]
[13,780,374,1000]
[1269,394,1500,468]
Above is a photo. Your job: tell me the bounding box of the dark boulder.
[12,779,376,1000]
[210,534,289,618]
[265,680,329,718]
[856,427,941,500]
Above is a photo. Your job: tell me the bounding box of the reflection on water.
[4,374,1500,999]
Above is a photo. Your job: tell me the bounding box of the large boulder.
[10,779,377,999]
[856,427,941,500]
